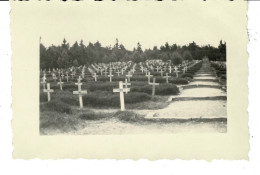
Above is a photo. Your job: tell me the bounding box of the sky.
[30,1,235,50]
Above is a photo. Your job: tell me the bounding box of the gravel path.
[143,60,227,120]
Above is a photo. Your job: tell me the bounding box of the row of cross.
[42,75,162,111]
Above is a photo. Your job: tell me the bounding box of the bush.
[40,111,82,134]
[181,73,193,79]
[169,78,189,85]
[82,91,151,107]
[78,111,108,120]
[115,111,145,122]
[40,100,72,114]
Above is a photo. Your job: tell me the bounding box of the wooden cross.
[163,66,167,72]
[126,71,132,82]
[116,70,121,76]
[174,66,180,78]
[182,67,186,74]
[121,69,124,75]
[81,71,85,78]
[160,69,164,77]
[57,78,64,90]
[122,78,131,94]
[163,73,171,83]
[41,75,47,90]
[53,75,57,82]
[156,66,159,72]
[140,66,144,72]
[144,68,148,76]
[77,76,82,82]
[100,69,103,76]
[104,69,108,77]
[169,66,172,73]
[145,72,153,83]
[43,83,54,102]
[113,81,130,111]
[92,73,98,82]
[108,72,113,82]
[149,78,159,97]
[73,82,87,109]
[65,73,69,82]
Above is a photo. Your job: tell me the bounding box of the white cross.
[92,73,98,82]
[73,82,87,109]
[43,83,54,102]
[126,72,132,82]
[156,66,159,72]
[144,68,148,75]
[100,69,103,76]
[174,66,180,78]
[149,78,159,97]
[81,71,85,78]
[116,70,121,76]
[65,73,69,82]
[164,66,167,72]
[108,72,113,82]
[53,75,57,82]
[104,69,108,77]
[121,69,124,75]
[41,75,47,90]
[163,73,171,83]
[169,66,172,73]
[57,78,64,90]
[145,72,153,83]
[113,81,130,111]
[77,76,82,82]
[122,78,131,94]
[160,69,164,77]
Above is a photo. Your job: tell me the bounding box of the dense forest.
[40,39,226,69]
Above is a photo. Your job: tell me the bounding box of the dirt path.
[142,60,227,120]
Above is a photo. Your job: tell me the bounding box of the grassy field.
[38,61,227,135]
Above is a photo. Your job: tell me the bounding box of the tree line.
[40,38,226,69]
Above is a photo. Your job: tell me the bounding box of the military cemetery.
[40,39,227,135]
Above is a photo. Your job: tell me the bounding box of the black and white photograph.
[39,9,227,135]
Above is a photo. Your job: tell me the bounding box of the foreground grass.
[40,109,227,135]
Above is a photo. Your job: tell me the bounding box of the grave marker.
[73,81,87,109]
[116,70,121,76]
[126,71,132,82]
[108,72,113,82]
[57,78,64,90]
[41,75,47,90]
[145,72,153,83]
[149,78,159,97]
[113,81,130,111]
[163,73,171,83]
[43,83,54,102]
[92,73,98,82]
[123,78,131,94]
[174,66,180,78]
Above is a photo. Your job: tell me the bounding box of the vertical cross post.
[149,78,159,98]
[113,81,130,111]
[43,83,54,102]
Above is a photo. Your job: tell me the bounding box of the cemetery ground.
[39,60,227,135]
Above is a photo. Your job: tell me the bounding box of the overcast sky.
[34,1,233,50]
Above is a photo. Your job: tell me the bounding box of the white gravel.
[144,100,226,119]
[178,88,226,98]
[189,81,220,86]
